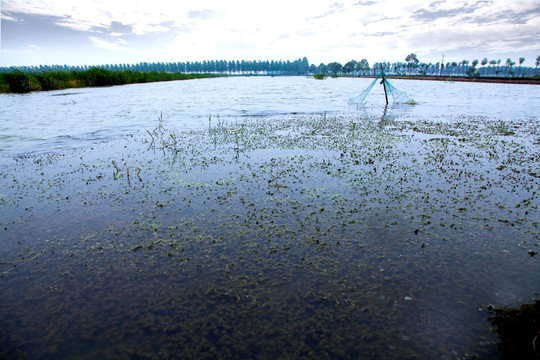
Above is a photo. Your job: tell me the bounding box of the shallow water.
[0,77,539,359]
[1,76,539,155]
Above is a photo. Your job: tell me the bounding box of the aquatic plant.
[145,111,181,154]
[111,160,121,179]
[349,118,357,131]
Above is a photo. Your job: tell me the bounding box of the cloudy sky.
[1,0,539,67]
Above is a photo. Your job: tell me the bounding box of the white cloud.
[88,36,131,51]
[1,0,539,66]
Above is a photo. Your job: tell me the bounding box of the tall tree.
[536,55,540,75]
[467,59,479,77]
[461,60,469,75]
[301,57,310,74]
[405,53,419,74]
[518,57,525,76]
[327,62,343,75]
[505,58,515,76]
[356,59,370,75]
[343,60,358,74]
[317,63,328,75]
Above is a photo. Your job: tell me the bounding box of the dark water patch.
[50,92,83,97]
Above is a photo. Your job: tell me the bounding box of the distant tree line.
[383,53,540,78]
[0,57,312,76]
[2,54,539,93]
[340,54,540,78]
[2,54,539,78]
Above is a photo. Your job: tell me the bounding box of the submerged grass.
[0,111,539,359]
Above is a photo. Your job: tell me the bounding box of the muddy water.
[1,78,539,359]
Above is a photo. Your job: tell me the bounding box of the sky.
[1,0,539,68]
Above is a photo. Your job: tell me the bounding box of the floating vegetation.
[0,111,538,359]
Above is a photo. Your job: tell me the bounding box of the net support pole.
[381,73,389,105]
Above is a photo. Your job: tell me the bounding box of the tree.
[467,59,479,77]
[405,53,419,74]
[485,60,495,76]
[326,62,343,75]
[461,60,469,75]
[297,57,310,75]
[536,55,540,75]
[451,62,458,75]
[343,60,358,74]
[356,59,370,75]
[518,57,525,76]
[505,58,515,76]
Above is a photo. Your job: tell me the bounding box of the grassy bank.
[0,68,226,93]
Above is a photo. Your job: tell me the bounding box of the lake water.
[1,76,539,156]
[0,76,539,359]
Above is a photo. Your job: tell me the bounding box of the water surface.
[1,76,539,155]
[0,77,539,359]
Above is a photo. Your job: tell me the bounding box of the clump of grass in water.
[146,111,179,153]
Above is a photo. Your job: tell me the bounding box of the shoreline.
[0,69,226,94]
[355,74,540,85]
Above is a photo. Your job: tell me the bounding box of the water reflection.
[351,103,397,126]
[379,104,396,124]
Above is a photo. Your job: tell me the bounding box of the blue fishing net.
[349,71,415,106]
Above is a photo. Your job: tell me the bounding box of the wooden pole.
[381,72,389,105]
